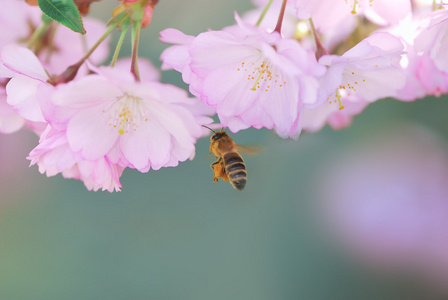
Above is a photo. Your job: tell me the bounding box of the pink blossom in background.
[244,0,357,54]
[316,125,448,290]
[296,0,411,33]
[243,0,298,37]
[41,17,110,75]
[161,14,326,139]
[48,66,214,173]
[0,0,110,75]
[0,0,41,47]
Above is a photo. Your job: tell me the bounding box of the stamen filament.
[351,0,358,14]
[251,70,264,91]
[119,111,128,134]
[335,90,345,110]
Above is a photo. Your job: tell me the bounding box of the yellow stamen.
[335,90,345,110]
[118,111,128,134]
[251,69,264,91]
[351,0,358,14]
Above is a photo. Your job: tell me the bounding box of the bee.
[204,126,247,191]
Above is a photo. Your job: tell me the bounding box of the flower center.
[346,0,374,14]
[106,94,148,134]
[237,56,287,93]
[327,68,368,110]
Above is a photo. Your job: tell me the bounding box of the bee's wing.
[235,145,262,155]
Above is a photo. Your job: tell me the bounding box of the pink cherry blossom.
[0,0,110,75]
[161,14,326,139]
[0,0,41,47]
[28,126,124,192]
[49,66,214,172]
[318,32,406,107]
[298,32,406,131]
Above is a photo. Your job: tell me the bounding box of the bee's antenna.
[202,125,216,133]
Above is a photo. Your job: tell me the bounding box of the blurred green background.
[1,1,448,299]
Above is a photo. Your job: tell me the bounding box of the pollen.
[238,56,285,93]
[327,68,367,109]
[106,94,146,134]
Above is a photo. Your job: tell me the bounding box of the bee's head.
[211,131,228,141]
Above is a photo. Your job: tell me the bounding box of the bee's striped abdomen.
[223,152,247,191]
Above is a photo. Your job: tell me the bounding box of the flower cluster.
[0,0,213,191]
[161,0,447,134]
[0,0,447,191]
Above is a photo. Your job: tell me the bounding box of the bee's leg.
[211,158,228,182]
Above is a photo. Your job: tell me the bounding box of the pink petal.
[119,117,171,171]
[66,106,119,160]
[1,45,48,81]
[6,75,46,122]
[52,75,123,108]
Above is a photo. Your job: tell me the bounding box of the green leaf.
[38,0,85,34]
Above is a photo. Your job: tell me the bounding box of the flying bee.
[203,126,248,191]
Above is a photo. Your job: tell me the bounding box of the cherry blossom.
[161,14,326,139]
[297,32,406,131]
[319,32,406,106]
[49,66,214,172]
